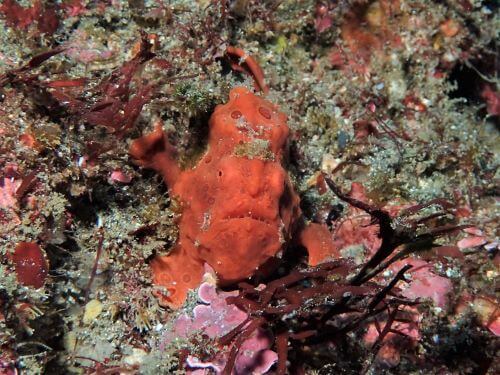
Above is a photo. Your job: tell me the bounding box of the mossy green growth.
[234,139,274,161]
[173,81,215,115]
[274,35,288,55]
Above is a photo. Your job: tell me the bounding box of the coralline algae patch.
[160,279,277,374]
[0,0,498,374]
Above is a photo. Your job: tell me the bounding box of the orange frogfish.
[130,86,336,308]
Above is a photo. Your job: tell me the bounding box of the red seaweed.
[14,169,39,201]
[218,178,464,373]
[10,242,49,289]
[0,0,59,35]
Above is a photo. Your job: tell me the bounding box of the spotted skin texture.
[130,87,334,308]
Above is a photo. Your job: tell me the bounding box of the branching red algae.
[0,34,156,139]
[0,0,59,35]
[218,180,465,374]
[0,47,65,88]
[84,227,105,303]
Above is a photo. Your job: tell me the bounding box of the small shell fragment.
[83,299,103,324]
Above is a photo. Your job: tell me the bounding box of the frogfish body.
[130,87,334,308]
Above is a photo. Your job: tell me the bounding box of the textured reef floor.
[0,1,498,374]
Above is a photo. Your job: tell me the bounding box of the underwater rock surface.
[0,0,498,374]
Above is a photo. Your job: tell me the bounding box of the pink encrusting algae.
[161,277,277,374]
